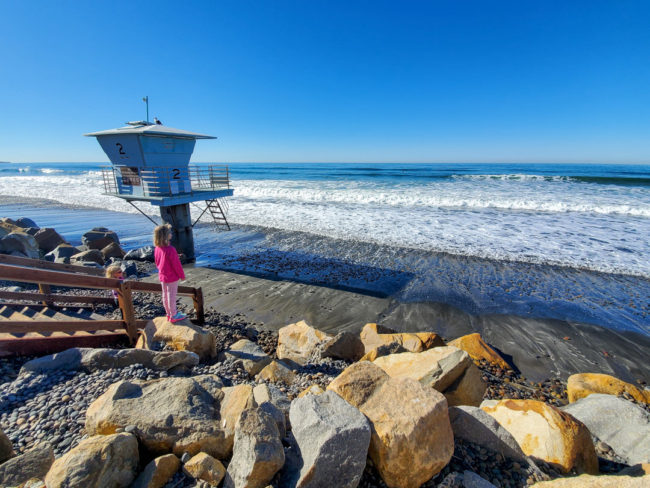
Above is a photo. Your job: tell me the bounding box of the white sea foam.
[2,170,649,277]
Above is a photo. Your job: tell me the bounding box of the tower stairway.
[205,198,231,231]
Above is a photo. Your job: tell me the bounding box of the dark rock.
[34,228,66,254]
[15,217,38,228]
[71,249,104,266]
[82,228,120,250]
[0,443,54,487]
[120,260,138,277]
[318,331,365,362]
[101,242,126,260]
[124,246,155,262]
[44,244,79,263]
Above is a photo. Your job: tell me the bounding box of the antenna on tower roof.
[142,96,149,123]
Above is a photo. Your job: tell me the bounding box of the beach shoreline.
[168,265,650,384]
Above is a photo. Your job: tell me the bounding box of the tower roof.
[84,123,216,139]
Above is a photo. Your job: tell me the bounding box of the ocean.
[1,162,649,335]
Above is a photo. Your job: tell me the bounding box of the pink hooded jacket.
[154,245,186,283]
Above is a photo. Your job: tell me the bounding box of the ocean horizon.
[1,161,649,336]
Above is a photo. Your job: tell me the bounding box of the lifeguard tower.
[85,121,233,262]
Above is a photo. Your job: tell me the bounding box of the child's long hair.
[105,264,123,279]
[153,223,172,247]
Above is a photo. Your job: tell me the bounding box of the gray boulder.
[44,244,80,263]
[20,347,200,374]
[0,232,39,258]
[125,245,155,262]
[223,407,285,488]
[462,471,498,488]
[562,393,650,465]
[0,428,14,463]
[33,228,66,253]
[448,406,529,463]
[282,390,371,488]
[121,260,138,277]
[0,443,54,487]
[82,227,120,250]
[221,339,272,376]
[254,383,292,428]
[15,217,38,228]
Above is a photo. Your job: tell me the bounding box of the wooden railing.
[0,255,204,344]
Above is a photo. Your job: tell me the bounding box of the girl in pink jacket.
[153,224,186,322]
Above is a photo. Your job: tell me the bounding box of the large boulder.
[149,317,216,360]
[360,323,445,354]
[131,454,180,488]
[529,474,650,487]
[85,376,228,458]
[256,360,296,385]
[360,341,408,362]
[124,245,155,262]
[328,361,454,488]
[101,241,126,260]
[448,333,510,369]
[253,383,291,428]
[223,408,285,488]
[277,320,332,366]
[82,227,120,250]
[71,249,105,266]
[20,347,199,374]
[220,384,257,458]
[374,346,487,407]
[0,427,14,463]
[183,453,226,486]
[283,390,371,488]
[44,244,79,264]
[33,228,66,254]
[448,406,528,463]
[482,399,598,474]
[317,331,366,362]
[44,433,138,488]
[15,217,38,229]
[567,373,650,404]
[0,443,53,487]
[220,339,272,376]
[562,393,650,465]
[0,232,39,258]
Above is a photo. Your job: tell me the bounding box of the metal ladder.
[205,198,231,231]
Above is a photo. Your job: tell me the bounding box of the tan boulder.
[567,373,650,404]
[373,346,486,406]
[256,360,297,385]
[298,384,325,398]
[360,323,444,354]
[277,320,332,366]
[360,341,408,362]
[101,241,126,260]
[530,474,650,487]
[482,399,598,474]
[448,333,509,369]
[150,316,216,360]
[44,433,138,488]
[220,384,256,458]
[85,375,228,458]
[328,362,454,488]
[183,453,226,486]
[131,454,180,488]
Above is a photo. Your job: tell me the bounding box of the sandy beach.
[168,265,650,384]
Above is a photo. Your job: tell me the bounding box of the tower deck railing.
[101,164,230,199]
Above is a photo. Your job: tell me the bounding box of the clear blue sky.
[1,0,649,163]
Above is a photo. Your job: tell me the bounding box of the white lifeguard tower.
[85,121,233,262]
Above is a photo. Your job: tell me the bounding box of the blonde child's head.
[154,223,172,247]
[105,264,123,279]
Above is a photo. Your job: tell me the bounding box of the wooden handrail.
[0,290,114,305]
[0,254,105,276]
[0,256,206,345]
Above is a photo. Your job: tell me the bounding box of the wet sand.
[161,265,650,384]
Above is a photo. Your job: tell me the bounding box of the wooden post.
[38,283,52,307]
[117,281,137,344]
[192,287,205,325]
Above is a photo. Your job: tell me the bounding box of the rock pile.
[1,270,649,487]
